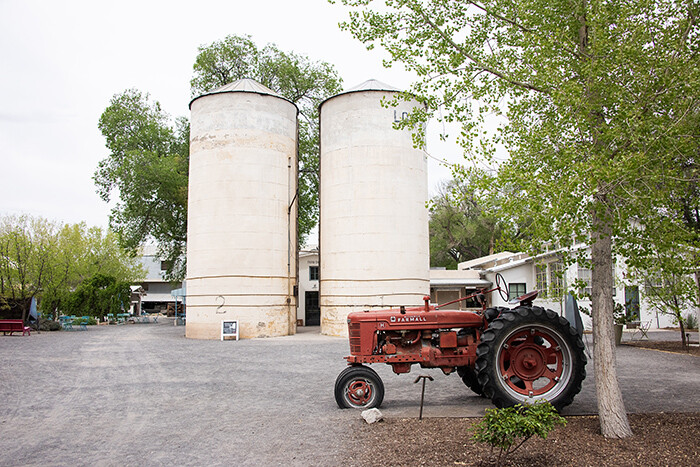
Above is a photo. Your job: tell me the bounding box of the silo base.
[321,305,383,338]
[185,307,296,339]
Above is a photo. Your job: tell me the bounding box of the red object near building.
[334,279,587,412]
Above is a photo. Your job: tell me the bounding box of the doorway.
[305,291,320,326]
[625,286,640,321]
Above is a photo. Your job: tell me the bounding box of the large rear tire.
[475,306,586,411]
[334,365,385,409]
[457,366,484,396]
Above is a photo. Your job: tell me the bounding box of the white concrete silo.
[186,79,298,339]
[319,79,430,337]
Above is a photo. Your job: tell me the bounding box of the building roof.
[458,252,517,270]
[345,78,400,93]
[320,78,401,107]
[429,269,491,287]
[189,78,298,110]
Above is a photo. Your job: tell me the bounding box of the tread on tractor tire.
[475,305,586,411]
[334,365,385,409]
[457,366,485,396]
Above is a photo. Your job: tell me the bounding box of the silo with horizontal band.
[319,79,429,337]
[186,78,298,339]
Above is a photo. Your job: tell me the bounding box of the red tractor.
[334,276,587,411]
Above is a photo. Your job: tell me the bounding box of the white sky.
[0,0,463,230]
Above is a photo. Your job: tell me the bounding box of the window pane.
[508,283,526,300]
[577,265,592,297]
[536,264,548,298]
[549,262,564,297]
[309,266,319,281]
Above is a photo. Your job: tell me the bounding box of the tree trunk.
[694,271,700,333]
[679,317,687,348]
[591,206,633,438]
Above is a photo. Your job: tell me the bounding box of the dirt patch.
[346,413,700,466]
[623,340,699,356]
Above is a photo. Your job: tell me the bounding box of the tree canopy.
[0,214,143,321]
[96,89,189,279]
[336,0,700,438]
[63,273,132,320]
[429,179,530,268]
[96,35,343,280]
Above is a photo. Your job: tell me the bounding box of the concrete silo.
[319,79,429,337]
[186,79,298,339]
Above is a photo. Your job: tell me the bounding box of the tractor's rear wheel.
[475,306,586,411]
[457,366,484,396]
[334,365,385,409]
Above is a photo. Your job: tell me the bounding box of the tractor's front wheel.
[475,306,586,411]
[334,365,385,409]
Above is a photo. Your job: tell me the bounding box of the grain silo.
[319,79,429,337]
[186,78,298,339]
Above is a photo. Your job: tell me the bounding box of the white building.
[457,248,698,330]
[136,245,183,315]
[297,247,320,326]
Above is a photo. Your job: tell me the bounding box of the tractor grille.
[349,322,361,355]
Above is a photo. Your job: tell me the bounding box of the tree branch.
[414,6,549,94]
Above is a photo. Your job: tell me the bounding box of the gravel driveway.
[0,321,697,466]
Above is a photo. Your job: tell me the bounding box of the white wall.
[298,252,319,324]
[480,255,692,330]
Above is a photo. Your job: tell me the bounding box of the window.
[508,283,526,301]
[309,265,319,281]
[578,259,617,297]
[535,264,548,298]
[549,262,564,297]
[160,260,171,271]
[578,265,592,297]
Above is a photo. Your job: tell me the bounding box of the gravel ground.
[0,322,698,466]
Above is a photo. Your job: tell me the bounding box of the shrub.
[38,320,61,331]
[471,402,566,465]
[685,313,698,331]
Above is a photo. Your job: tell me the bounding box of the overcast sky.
[0,0,462,230]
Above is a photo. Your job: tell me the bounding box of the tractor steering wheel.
[495,273,509,302]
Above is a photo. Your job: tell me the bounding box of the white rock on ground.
[361,408,383,424]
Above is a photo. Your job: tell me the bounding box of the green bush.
[38,320,61,331]
[685,313,698,330]
[471,402,566,465]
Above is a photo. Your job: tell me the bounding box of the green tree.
[63,274,131,319]
[0,215,54,322]
[95,89,189,280]
[633,249,698,347]
[336,0,699,438]
[96,37,343,280]
[39,223,145,319]
[429,179,528,268]
[190,34,343,241]
[0,215,143,321]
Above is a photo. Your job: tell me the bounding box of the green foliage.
[191,34,343,244]
[471,402,566,465]
[686,312,698,331]
[0,214,143,321]
[613,302,630,325]
[63,274,131,319]
[331,0,700,438]
[336,0,700,271]
[97,36,343,275]
[96,89,189,280]
[429,178,530,268]
[632,248,699,345]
